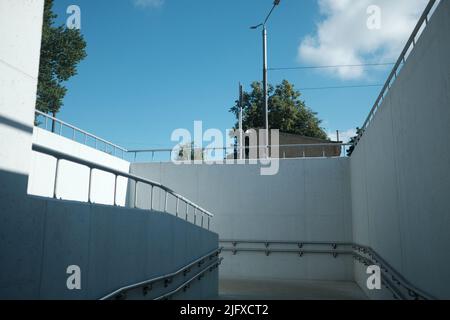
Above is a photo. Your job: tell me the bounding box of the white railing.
[32,143,214,230]
[35,110,128,159]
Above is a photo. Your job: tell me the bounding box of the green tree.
[230,80,328,140]
[36,0,87,122]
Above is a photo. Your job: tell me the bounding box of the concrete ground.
[219,278,368,300]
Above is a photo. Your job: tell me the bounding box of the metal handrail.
[100,247,222,300]
[32,144,214,227]
[129,143,352,161]
[35,110,128,159]
[221,239,353,247]
[355,0,439,146]
[155,257,224,301]
[220,239,436,300]
[353,244,435,300]
[34,111,350,162]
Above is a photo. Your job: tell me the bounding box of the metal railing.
[32,143,214,230]
[220,240,436,300]
[355,0,439,146]
[100,248,222,300]
[34,110,128,159]
[129,143,352,162]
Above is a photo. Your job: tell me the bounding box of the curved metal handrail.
[220,239,436,300]
[32,144,214,223]
[155,257,224,301]
[100,247,222,300]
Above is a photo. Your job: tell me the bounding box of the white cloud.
[299,0,429,80]
[328,128,357,143]
[133,0,165,9]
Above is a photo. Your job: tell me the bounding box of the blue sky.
[51,0,428,149]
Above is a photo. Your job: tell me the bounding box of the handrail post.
[88,168,93,203]
[53,159,60,199]
[164,191,168,212]
[176,197,179,217]
[134,180,138,209]
[150,185,153,210]
[113,175,118,206]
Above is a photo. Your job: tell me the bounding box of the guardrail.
[100,248,222,300]
[220,240,436,300]
[32,143,214,230]
[355,0,439,146]
[35,110,128,159]
[129,143,352,162]
[34,111,351,162]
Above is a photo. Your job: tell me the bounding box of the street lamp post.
[251,0,281,158]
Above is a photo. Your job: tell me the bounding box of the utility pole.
[262,26,269,157]
[239,83,244,160]
[250,0,281,158]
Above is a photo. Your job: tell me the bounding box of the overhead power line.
[269,62,395,71]
[298,84,383,91]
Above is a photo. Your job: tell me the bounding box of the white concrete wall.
[28,127,130,206]
[350,0,450,299]
[0,0,219,300]
[0,196,219,300]
[131,158,354,281]
[0,0,44,186]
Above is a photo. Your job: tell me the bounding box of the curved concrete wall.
[350,0,450,299]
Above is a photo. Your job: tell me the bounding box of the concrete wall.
[0,196,218,300]
[350,0,450,299]
[131,158,354,281]
[0,0,219,300]
[28,127,130,206]
[0,0,44,193]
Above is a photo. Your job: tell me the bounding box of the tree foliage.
[230,80,328,140]
[36,0,87,115]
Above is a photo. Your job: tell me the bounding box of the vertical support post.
[186,204,189,221]
[194,208,197,225]
[208,217,210,230]
[134,180,138,209]
[238,82,243,160]
[53,159,60,199]
[88,168,93,203]
[176,197,179,217]
[113,175,118,206]
[150,185,153,210]
[164,191,168,212]
[262,26,269,159]
[201,215,204,228]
